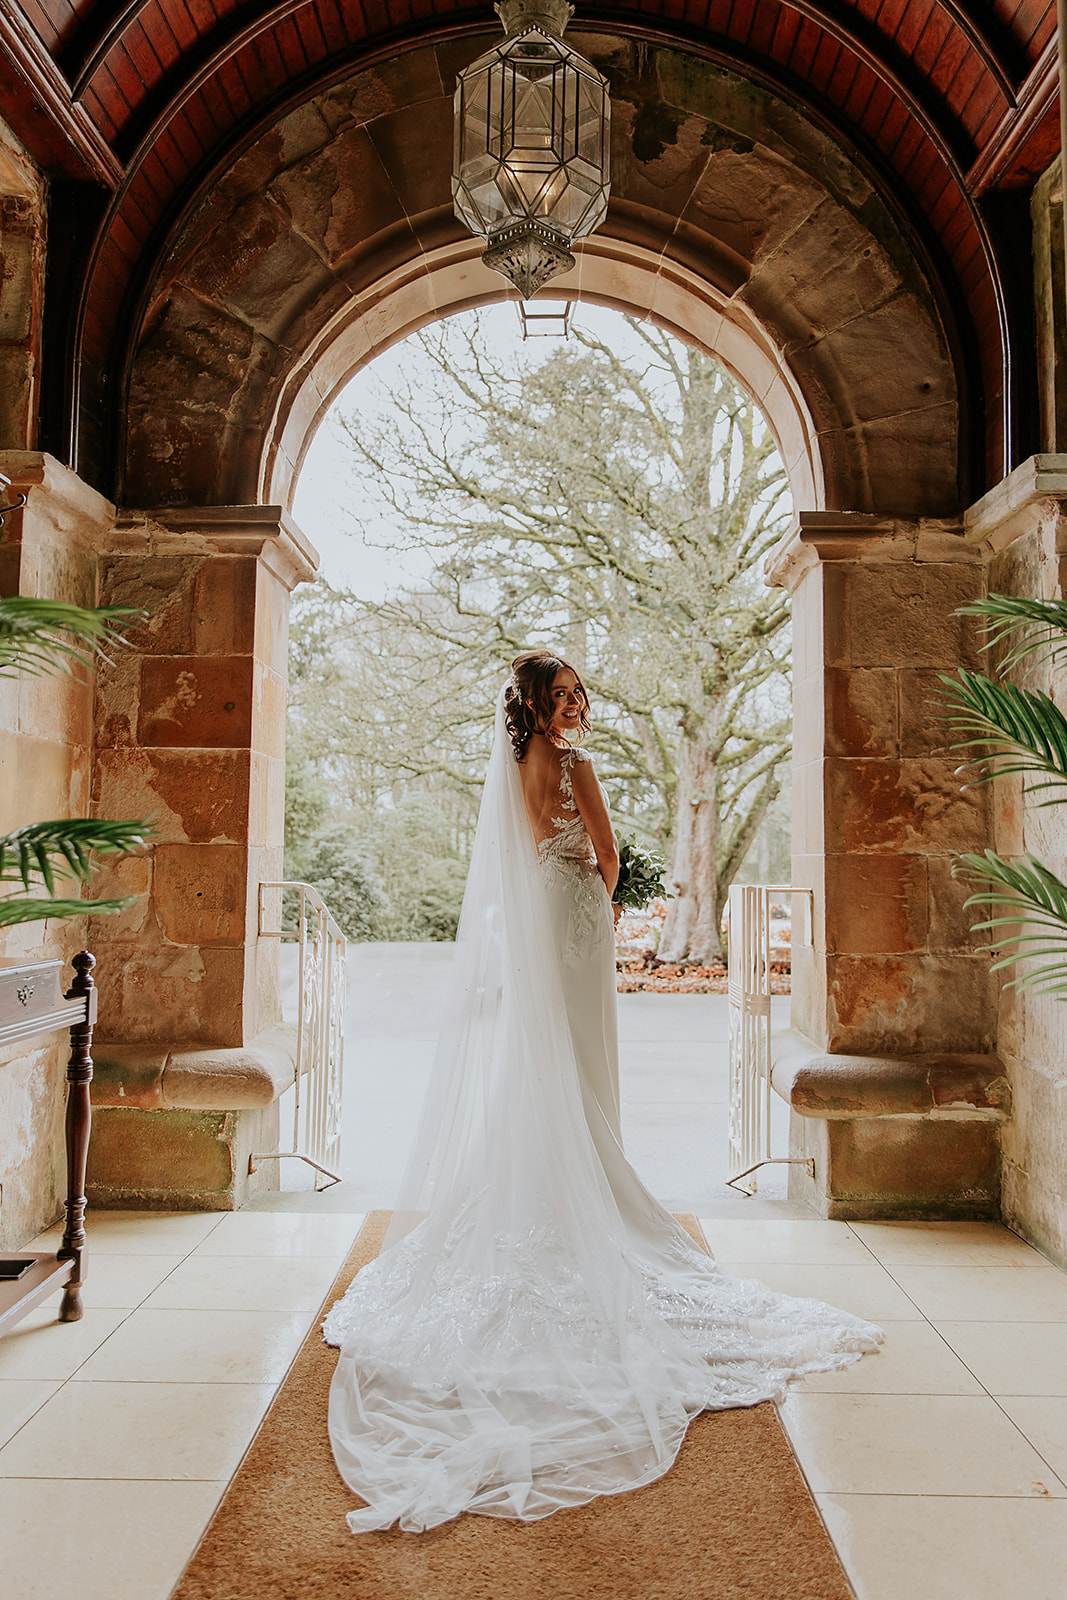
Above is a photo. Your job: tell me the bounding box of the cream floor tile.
[817,1493,1067,1600]
[0,1308,129,1382]
[40,1253,184,1311]
[0,1380,276,1480]
[715,1259,924,1322]
[997,1397,1067,1487]
[935,1320,1067,1396]
[140,1251,345,1313]
[0,1380,63,1448]
[0,1477,222,1600]
[795,1319,984,1395]
[849,1220,1048,1267]
[698,1218,872,1264]
[28,1210,222,1255]
[191,1210,364,1258]
[75,1306,311,1384]
[891,1264,1067,1323]
[779,1393,1066,1497]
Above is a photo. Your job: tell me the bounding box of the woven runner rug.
[171,1211,854,1600]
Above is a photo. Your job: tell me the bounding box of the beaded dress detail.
[324,695,882,1535]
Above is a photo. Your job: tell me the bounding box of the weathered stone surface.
[824,562,982,670]
[824,852,928,954]
[252,664,287,758]
[824,1116,1002,1219]
[824,666,898,757]
[827,953,997,1054]
[162,1027,295,1109]
[86,1103,281,1210]
[0,1038,65,1249]
[193,558,257,657]
[90,940,248,1048]
[153,843,247,946]
[773,1031,1010,1117]
[90,1046,168,1109]
[926,854,989,954]
[92,747,252,844]
[824,757,989,854]
[121,42,958,514]
[898,666,955,758]
[139,656,254,748]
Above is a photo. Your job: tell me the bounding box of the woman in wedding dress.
[324,649,881,1534]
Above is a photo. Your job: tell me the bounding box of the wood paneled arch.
[0,0,1059,496]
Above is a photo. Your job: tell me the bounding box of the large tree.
[322,313,792,962]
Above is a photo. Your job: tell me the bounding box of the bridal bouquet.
[614,837,670,911]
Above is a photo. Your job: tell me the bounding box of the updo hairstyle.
[504,649,591,761]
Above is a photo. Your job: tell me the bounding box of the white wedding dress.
[324,693,881,1534]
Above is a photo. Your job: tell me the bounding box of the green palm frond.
[953,850,1067,997]
[0,818,153,894]
[0,597,145,678]
[938,669,1067,800]
[0,896,137,930]
[955,594,1067,675]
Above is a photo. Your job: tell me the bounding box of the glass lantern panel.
[453,26,610,245]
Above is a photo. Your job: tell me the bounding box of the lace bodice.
[535,748,597,866]
[534,748,611,960]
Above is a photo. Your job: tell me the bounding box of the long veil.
[324,688,880,1533]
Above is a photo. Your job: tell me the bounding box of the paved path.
[268,942,805,1219]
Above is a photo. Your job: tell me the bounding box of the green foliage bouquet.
[613,837,670,912]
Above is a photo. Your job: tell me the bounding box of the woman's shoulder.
[560,745,593,769]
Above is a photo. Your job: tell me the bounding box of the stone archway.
[73,29,1024,1224]
[121,34,962,522]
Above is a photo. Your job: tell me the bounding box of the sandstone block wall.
[88,509,315,1054]
[980,484,1067,1266]
[771,514,994,1061]
[0,453,114,1248]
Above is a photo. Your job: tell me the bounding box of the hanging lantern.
[452,0,611,299]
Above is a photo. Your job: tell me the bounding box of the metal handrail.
[252,881,346,1189]
[725,884,815,1194]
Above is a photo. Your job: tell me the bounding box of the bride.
[324,649,881,1534]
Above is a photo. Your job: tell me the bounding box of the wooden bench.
[0,952,96,1334]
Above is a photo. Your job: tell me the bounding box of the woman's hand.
[612,902,623,927]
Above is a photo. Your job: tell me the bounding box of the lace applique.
[535,748,610,961]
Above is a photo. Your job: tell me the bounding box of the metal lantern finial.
[452,2,610,299]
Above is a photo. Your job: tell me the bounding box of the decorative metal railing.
[726,884,814,1194]
[254,882,346,1188]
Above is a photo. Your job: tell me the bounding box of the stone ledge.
[771,1029,1011,1120]
[771,1029,1007,1220]
[92,1025,296,1110]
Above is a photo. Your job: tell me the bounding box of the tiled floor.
[711,1216,1067,1600]
[3,1212,1066,1599]
[0,1209,365,1600]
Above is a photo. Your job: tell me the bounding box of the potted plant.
[1,596,152,927]
[939,594,1067,998]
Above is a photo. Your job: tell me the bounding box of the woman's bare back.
[517,735,575,852]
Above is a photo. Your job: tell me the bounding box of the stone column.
[765,513,1009,1218]
[89,507,317,1051]
[769,512,996,1056]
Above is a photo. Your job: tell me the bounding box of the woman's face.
[545,667,585,742]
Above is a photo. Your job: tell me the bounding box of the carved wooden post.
[57,951,96,1322]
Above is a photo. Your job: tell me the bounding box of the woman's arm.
[570,756,619,900]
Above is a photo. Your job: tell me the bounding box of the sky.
[291,302,673,599]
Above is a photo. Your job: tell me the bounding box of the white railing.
[253,882,346,1188]
[726,884,814,1194]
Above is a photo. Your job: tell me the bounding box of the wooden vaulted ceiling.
[0,0,1060,496]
